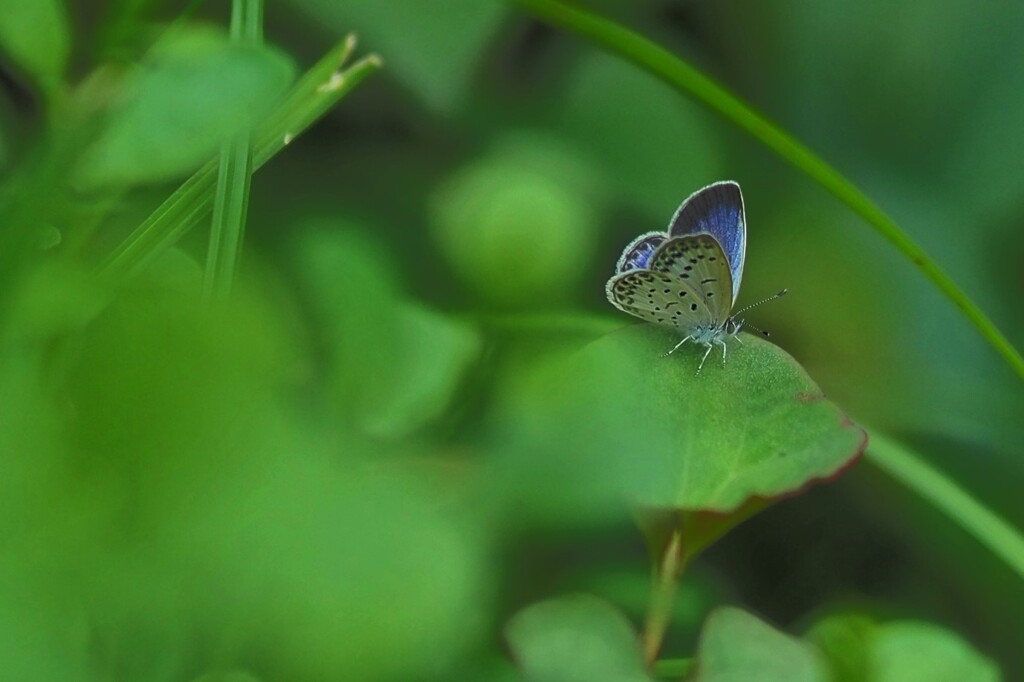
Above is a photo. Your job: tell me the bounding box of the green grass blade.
[509,0,1024,381]
[203,0,261,300]
[203,126,254,300]
[101,36,381,280]
[867,430,1024,581]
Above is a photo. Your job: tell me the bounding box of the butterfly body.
[606,181,779,374]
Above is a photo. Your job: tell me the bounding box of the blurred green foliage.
[506,595,653,682]
[0,0,1021,680]
[77,27,295,188]
[430,133,603,307]
[693,607,830,681]
[0,0,69,96]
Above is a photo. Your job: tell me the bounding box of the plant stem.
[101,37,381,280]
[203,0,261,300]
[867,430,1024,581]
[508,0,1024,382]
[642,527,686,666]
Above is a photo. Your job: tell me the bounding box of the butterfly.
[605,181,786,374]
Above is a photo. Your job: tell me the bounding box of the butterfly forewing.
[667,181,745,304]
[606,234,733,332]
[649,234,733,325]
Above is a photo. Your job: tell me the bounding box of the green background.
[0,0,1021,680]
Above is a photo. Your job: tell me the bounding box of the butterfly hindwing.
[614,231,666,273]
[606,234,733,332]
[667,181,745,304]
[606,269,706,330]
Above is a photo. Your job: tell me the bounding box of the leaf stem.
[507,0,1024,381]
[642,527,686,666]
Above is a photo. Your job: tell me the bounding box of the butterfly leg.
[718,338,729,365]
[695,343,714,375]
[662,335,693,358]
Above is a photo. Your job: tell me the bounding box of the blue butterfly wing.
[667,181,746,304]
[615,232,666,273]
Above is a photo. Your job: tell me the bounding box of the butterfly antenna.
[743,321,772,338]
[732,288,788,317]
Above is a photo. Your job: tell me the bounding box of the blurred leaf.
[77,27,295,188]
[506,594,652,682]
[166,470,488,681]
[289,0,505,110]
[867,622,1000,682]
[364,302,481,437]
[807,613,1001,682]
[60,281,488,680]
[2,263,110,344]
[692,607,829,682]
[490,325,864,532]
[142,246,204,295]
[430,133,603,307]
[804,613,876,682]
[0,0,69,95]
[297,226,480,437]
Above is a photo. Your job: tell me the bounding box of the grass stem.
[101,37,381,280]
[202,0,261,300]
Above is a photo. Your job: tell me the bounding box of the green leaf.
[295,227,481,438]
[691,608,829,682]
[77,27,295,189]
[289,0,505,110]
[0,0,69,95]
[867,623,1000,682]
[807,613,1001,682]
[804,613,875,682]
[506,595,653,682]
[363,302,481,437]
[491,324,864,531]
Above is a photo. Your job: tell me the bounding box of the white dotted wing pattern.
[606,233,733,332]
